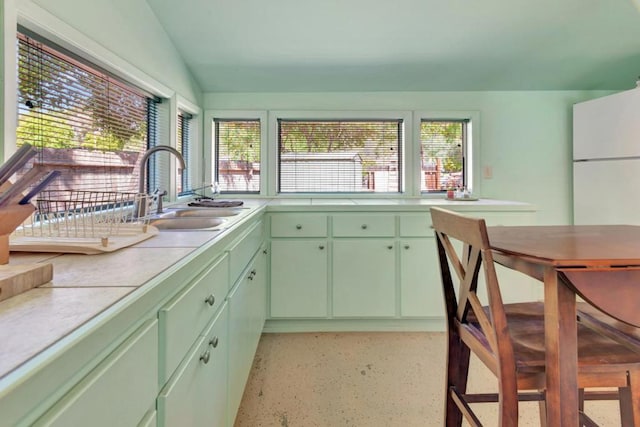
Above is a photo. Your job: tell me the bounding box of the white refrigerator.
[573,88,640,225]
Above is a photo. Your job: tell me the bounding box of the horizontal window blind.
[278,119,403,193]
[16,30,155,195]
[214,119,261,193]
[420,119,467,192]
[177,111,193,195]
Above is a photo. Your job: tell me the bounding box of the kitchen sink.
[160,207,245,218]
[148,216,225,230]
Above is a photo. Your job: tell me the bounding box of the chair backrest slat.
[431,207,516,375]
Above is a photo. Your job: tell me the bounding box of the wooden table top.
[487,225,640,267]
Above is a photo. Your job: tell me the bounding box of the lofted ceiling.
[145,0,640,92]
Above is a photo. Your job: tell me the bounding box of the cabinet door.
[228,250,266,425]
[33,320,158,427]
[157,304,228,427]
[399,238,444,317]
[270,239,328,317]
[159,253,229,384]
[332,239,396,317]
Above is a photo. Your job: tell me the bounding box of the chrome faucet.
[136,145,186,218]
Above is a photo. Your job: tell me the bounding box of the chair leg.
[537,393,547,427]
[623,371,640,427]
[445,333,471,427]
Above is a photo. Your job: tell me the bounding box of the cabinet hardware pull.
[361,224,368,229]
[296,224,302,230]
[319,245,325,250]
[204,294,215,306]
[404,245,410,249]
[248,269,257,280]
[387,245,393,250]
[200,350,211,364]
[209,336,219,348]
[263,249,268,254]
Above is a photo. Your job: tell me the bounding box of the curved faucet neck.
[138,145,186,195]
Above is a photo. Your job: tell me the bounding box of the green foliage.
[218,120,261,163]
[16,111,74,148]
[421,121,463,172]
[17,36,148,153]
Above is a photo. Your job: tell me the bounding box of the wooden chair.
[430,207,640,426]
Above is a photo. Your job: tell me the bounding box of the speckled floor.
[234,332,621,426]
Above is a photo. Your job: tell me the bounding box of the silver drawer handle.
[296,224,302,230]
[204,294,215,306]
[200,350,210,364]
[209,336,219,348]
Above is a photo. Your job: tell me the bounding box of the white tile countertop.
[0,197,533,380]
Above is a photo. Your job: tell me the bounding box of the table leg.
[544,267,578,426]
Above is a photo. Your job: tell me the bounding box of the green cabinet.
[399,238,443,317]
[228,244,268,425]
[157,304,228,427]
[158,253,229,384]
[33,319,158,427]
[332,239,396,317]
[270,239,328,317]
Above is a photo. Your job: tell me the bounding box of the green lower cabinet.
[157,303,228,427]
[399,238,444,317]
[332,239,396,317]
[33,319,158,427]
[228,247,267,426]
[270,239,328,317]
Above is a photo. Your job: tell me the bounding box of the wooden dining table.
[487,224,640,427]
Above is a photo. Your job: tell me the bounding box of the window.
[420,119,468,193]
[176,111,193,195]
[277,119,403,193]
[214,119,261,193]
[16,29,160,194]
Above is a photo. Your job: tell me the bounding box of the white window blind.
[277,119,403,193]
[420,119,467,192]
[214,119,261,193]
[16,29,158,194]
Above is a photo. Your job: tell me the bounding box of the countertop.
[0,197,534,382]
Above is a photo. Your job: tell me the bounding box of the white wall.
[27,0,201,105]
[204,90,613,225]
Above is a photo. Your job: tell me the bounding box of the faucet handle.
[155,189,168,214]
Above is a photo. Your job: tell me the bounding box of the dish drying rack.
[10,190,159,254]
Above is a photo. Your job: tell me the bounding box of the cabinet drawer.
[399,213,433,237]
[33,320,158,427]
[158,303,228,427]
[229,220,264,283]
[271,213,328,237]
[332,214,395,237]
[159,253,229,383]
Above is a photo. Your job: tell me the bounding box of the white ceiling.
[145,0,640,92]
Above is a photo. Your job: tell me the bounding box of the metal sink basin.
[148,216,225,230]
[161,207,245,218]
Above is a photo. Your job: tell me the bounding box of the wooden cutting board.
[0,263,53,302]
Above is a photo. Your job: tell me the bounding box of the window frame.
[205,109,479,198]
[268,110,412,197]
[204,110,268,196]
[6,12,198,201]
[412,110,480,197]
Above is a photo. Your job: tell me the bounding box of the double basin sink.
[148,206,247,230]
